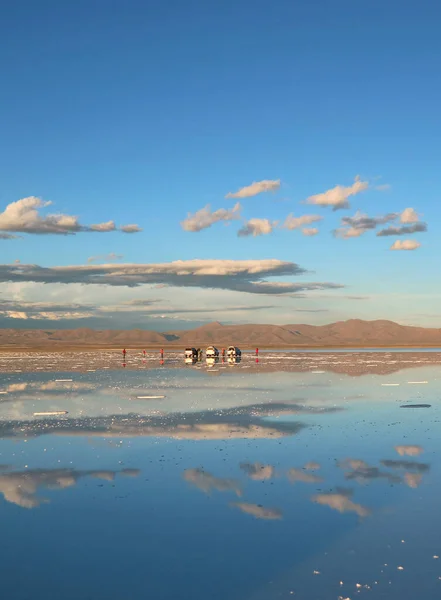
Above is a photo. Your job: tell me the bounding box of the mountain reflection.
[0,467,139,509]
[183,468,242,496]
[0,402,340,440]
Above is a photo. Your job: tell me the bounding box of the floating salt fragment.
[313,570,320,575]
[311,370,325,374]
[397,566,404,570]
[434,555,439,559]
[381,383,400,386]
[55,379,72,382]
[34,411,68,416]
[0,391,7,395]
[408,381,428,384]
[135,395,165,399]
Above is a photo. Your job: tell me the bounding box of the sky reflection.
[0,364,440,599]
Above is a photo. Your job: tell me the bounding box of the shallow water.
[0,361,440,599]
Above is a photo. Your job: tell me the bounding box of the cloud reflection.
[287,468,322,484]
[0,402,325,441]
[0,468,139,509]
[394,445,424,457]
[380,459,429,472]
[230,502,283,520]
[240,462,275,481]
[184,468,242,496]
[338,459,401,485]
[312,488,371,517]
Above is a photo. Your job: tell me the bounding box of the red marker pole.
[160,348,164,360]
[255,347,259,356]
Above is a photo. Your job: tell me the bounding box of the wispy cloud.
[377,223,427,237]
[0,197,140,236]
[226,179,281,199]
[0,233,21,240]
[306,176,369,210]
[87,253,124,263]
[302,227,319,236]
[0,259,343,295]
[334,211,398,238]
[282,213,323,230]
[120,224,143,233]
[238,218,275,237]
[390,239,421,251]
[181,203,241,232]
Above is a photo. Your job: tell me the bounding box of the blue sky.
[0,0,440,330]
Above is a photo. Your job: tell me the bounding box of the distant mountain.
[2,319,441,348]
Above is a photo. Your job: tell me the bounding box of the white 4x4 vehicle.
[205,346,219,357]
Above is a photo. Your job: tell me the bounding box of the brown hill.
[1,319,441,349]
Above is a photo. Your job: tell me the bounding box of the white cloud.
[226,179,281,199]
[400,208,419,223]
[302,227,319,236]
[306,176,369,210]
[120,224,143,233]
[238,218,275,237]
[390,239,421,251]
[181,203,241,232]
[283,213,323,230]
[89,221,116,232]
[87,253,124,264]
[0,197,140,236]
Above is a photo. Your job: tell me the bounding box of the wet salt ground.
[0,363,440,599]
[2,349,441,376]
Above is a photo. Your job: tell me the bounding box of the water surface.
[0,361,440,599]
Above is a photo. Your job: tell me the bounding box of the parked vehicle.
[206,345,219,357]
[227,346,241,357]
[184,347,198,359]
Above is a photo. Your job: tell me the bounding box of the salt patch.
[34,411,68,416]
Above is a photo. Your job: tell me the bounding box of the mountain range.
[1,319,441,349]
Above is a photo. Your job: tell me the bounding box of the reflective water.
[0,358,440,599]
